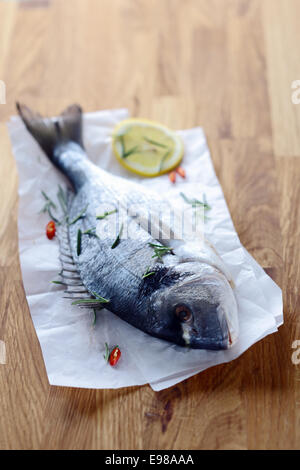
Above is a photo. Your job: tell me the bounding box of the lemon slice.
[112,118,184,177]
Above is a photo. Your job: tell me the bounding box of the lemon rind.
[112,119,184,177]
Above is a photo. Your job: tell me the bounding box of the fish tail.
[16,103,83,160]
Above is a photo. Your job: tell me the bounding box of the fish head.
[148,262,238,350]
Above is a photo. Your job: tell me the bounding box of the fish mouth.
[172,288,234,350]
[185,316,231,350]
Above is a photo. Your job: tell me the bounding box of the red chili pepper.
[168,171,176,184]
[176,166,186,178]
[109,346,121,366]
[46,220,56,240]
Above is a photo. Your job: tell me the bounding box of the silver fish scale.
[68,181,161,277]
[56,184,158,312]
[63,176,173,321]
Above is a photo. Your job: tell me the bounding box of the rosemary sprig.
[96,209,118,220]
[119,135,125,158]
[148,242,173,260]
[83,227,96,234]
[72,294,109,306]
[41,190,57,210]
[116,129,140,158]
[123,145,140,159]
[143,136,168,149]
[83,227,99,238]
[57,184,68,215]
[69,204,89,225]
[40,191,60,223]
[51,280,64,285]
[111,223,123,249]
[142,267,155,279]
[77,228,82,256]
[91,292,110,303]
[180,192,211,211]
[103,342,110,362]
[159,149,171,172]
[115,132,129,159]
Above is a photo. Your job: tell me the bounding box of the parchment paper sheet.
[8,109,283,391]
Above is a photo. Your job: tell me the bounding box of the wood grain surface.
[0,0,299,450]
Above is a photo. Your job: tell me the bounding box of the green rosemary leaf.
[77,228,82,256]
[96,209,118,220]
[142,268,155,279]
[123,145,140,159]
[51,280,64,285]
[111,223,123,249]
[119,135,125,158]
[71,297,109,306]
[158,149,171,172]
[83,227,99,238]
[115,129,139,158]
[41,190,57,210]
[83,227,96,234]
[40,191,60,223]
[143,136,168,148]
[103,342,110,362]
[47,206,60,224]
[180,192,211,211]
[69,204,89,225]
[91,292,110,303]
[113,132,127,157]
[148,242,173,260]
[57,184,68,215]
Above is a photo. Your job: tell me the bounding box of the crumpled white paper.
[8,108,283,391]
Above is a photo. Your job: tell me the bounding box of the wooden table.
[0,0,299,450]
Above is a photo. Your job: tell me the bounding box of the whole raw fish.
[17,103,238,349]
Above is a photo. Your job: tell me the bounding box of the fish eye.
[175,305,192,322]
